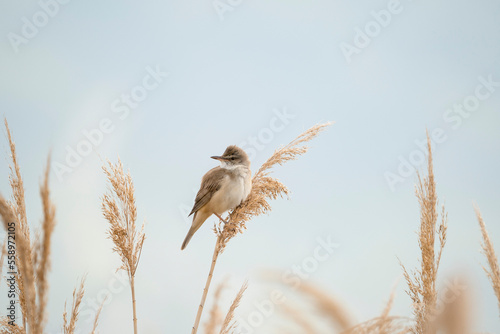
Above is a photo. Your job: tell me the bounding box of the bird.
[181,145,252,250]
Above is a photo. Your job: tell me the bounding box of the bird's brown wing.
[189,167,227,216]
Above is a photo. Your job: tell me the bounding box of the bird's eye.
[230,157,236,160]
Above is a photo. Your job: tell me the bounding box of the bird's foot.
[215,213,229,224]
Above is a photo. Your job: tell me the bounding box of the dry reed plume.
[102,159,146,334]
[219,281,248,334]
[378,286,397,333]
[60,275,105,334]
[0,120,56,334]
[0,318,25,334]
[62,276,86,334]
[475,206,500,317]
[89,296,106,334]
[203,281,250,334]
[400,132,448,334]
[191,122,332,334]
[0,120,103,334]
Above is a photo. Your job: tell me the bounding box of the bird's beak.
[211,156,229,161]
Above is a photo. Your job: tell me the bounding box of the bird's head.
[211,145,250,169]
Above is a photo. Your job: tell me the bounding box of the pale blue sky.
[1,0,499,333]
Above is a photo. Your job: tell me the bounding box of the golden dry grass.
[0,318,25,334]
[102,159,145,278]
[0,120,104,334]
[219,281,248,334]
[400,132,448,334]
[0,120,56,333]
[4,119,34,331]
[62,276,86,334]
[379,286,397,329]
[35,155,56,331]
[475,206,500,317]
[203,281,251,334]
[90,297,107,334]
[101,158,146,334]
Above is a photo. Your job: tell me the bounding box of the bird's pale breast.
[209,167,251,215]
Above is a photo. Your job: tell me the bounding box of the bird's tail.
[181,226,196,250]
[181,211,210,250]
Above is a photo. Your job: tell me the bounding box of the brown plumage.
[181,145,252,250]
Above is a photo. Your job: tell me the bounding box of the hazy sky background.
[1,0,500,333]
